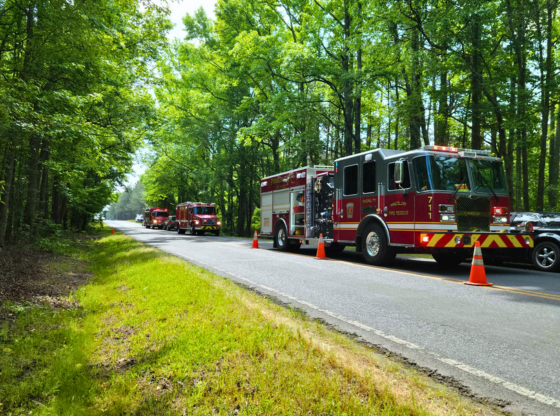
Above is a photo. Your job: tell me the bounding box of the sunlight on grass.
[0,232,501,415]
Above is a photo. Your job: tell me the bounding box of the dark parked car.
[510,212,560,272]
[163,216,177,231]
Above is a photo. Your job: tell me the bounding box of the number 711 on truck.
[260,146,533,266]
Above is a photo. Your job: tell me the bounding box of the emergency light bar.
[422,146,491,157]
[423,145,458,152]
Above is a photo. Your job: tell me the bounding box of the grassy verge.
[0,230,501,415]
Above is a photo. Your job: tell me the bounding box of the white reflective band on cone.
[472,258,485,266]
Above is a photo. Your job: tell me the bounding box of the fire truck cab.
[144,208,169,229]
[260,146,534,266]
[176,202,221,236]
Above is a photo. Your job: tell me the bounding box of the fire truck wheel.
[532,241,560,272]
[274,223,289,251]
[361,223,395,265]
[431,252,466,267]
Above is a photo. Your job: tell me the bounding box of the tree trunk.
[535,0,554,211]
[471,17,482,149]
[0,136,16,247]
[23,134,41,231]
[436,71,449,145]
[550,104,560,210]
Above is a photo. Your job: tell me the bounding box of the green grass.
[0,231,501,416]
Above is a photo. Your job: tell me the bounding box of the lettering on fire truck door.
[384,161,415,245]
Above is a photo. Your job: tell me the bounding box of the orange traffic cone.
[464,241,493,286]
[111,228,115,234]
[252,230,259,249]
[315,234,327,260]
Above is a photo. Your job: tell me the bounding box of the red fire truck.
[260,146,534,266]
[144,208,169,229]
[176,202,221,236]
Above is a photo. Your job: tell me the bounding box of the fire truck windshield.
[194,207,216,215]
[413,156,471,192]
[154,211,169,217]
[468,159,507,194]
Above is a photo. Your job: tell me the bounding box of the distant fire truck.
[260,146,534,266]
[176,202,221,236]
[144,208,169,229]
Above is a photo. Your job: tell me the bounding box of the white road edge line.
[202,262,560,409]
[115,224,560,410]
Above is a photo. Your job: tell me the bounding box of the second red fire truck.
[144,208,169,229]
[176,202,221,236]
[260,146,534,266]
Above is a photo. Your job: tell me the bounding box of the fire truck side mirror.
[394,160,404,184]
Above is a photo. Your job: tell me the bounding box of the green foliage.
[0,0,171,244]
[107,181,146,220]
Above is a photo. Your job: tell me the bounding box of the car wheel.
[432,252,467,267]
[532,241,560,272]
[274,222,289,252]
[361,223,395,265]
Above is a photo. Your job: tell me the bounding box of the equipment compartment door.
[261,192,272,234]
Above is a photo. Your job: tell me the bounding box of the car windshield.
[194,207,216,215]
[468,160,507,193]
[414,156,470,192]
[154,211,168,217]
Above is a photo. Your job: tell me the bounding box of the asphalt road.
[107,220,560,416]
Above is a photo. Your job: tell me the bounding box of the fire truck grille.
[204,219,215,225]
[456,197,490,232]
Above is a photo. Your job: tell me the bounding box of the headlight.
[153,220,157,224]
[194,220,200,225]
[217,220,221,226]
[493,215,508,224]
[440,214,456,222]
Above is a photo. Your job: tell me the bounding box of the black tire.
[325,243,345,256]
[432,252,467,267]
[532,241,560,272]
[361,223,396,265]
[274,222,289,252]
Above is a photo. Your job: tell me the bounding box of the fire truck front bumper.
[193,225,220,231]
[419,232,533,249]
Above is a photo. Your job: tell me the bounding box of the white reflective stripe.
[474,245,483,256]
[387,223,414,229]
[472,258,484,266]
[414,223,458,230]
[336,223,359,229]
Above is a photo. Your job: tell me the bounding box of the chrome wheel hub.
[277,228,286,247]
[366,231,380,257]
[537,246,556,268]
